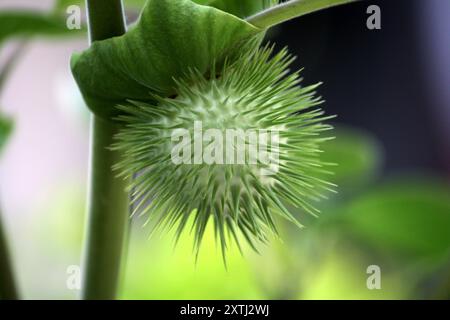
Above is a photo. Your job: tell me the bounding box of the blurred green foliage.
[121,225,263,299]
[0,12,78,46]
[249,127,450,300]
[0,114,12,154]
[321,126,382,191]
[336,179,450,261]
[27,125,449,299]
[298,246,410,299]
[0,6,86,152]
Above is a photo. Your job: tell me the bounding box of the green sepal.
[71,0,267,119]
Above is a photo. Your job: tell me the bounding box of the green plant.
[71,0,360,300]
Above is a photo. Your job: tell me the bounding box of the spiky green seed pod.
[113,45,335,257]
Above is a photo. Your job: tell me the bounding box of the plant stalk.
[81,0,129,300]
[0,208,18,300]
[246,0,359,29]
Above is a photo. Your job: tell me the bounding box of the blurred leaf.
[33,184,86,254]
[0,11,79,46]
[122,222,263,299]
[321,126,382,190]
[20,184,86,299]
[0,114,13,154]
[337,179,450,260]
[71,0,264,118]
[300,248,410,299]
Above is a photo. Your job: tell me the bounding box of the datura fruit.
[71,0,336,257]
[113,45,335,255]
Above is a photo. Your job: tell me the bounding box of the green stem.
[81,0,129,300]
[86,0,127,42]
[246,0,360,29]
[82,117,130,299]
[0,207,18,300]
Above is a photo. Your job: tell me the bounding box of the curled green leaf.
[338,179,450,260]
[71,0,271,118]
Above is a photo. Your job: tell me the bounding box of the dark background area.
[270,0,448,176]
